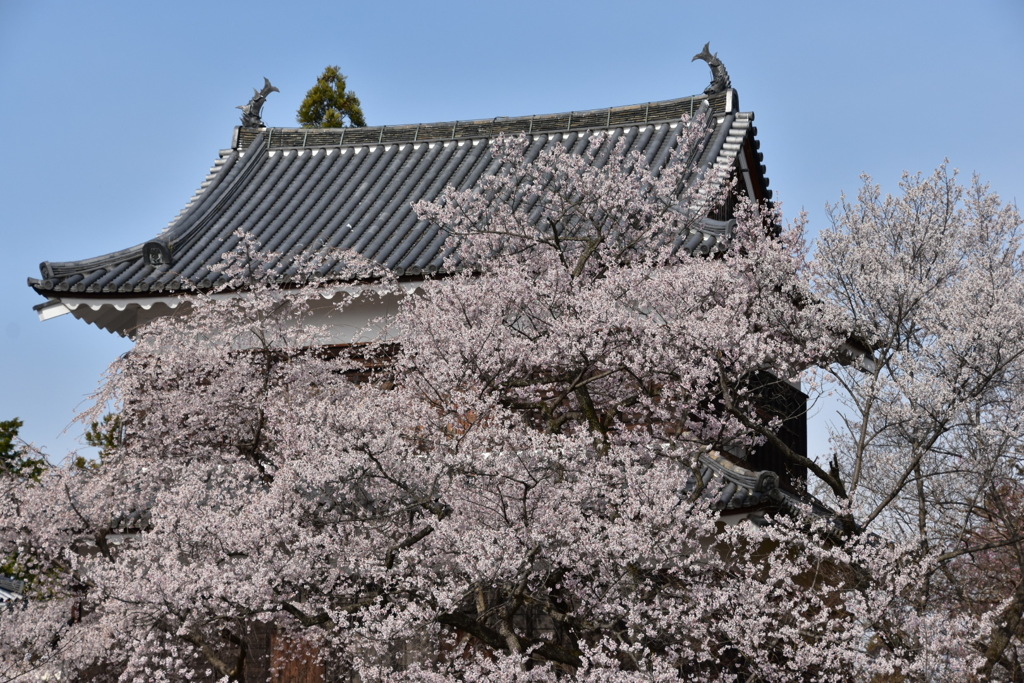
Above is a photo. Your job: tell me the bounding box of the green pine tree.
[297,66,366,128]
[0,418,45,481]
[84,412,123,463]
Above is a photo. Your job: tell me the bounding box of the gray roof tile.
[0,575,24,603]
[693,452,832,517]
[30,89,770,299]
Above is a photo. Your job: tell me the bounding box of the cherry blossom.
[2,129,1017,680]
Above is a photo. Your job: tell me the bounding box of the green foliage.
[0,418,45,481]
[297,65,366,128]
[1,419,43,588]
[84,412,122,463]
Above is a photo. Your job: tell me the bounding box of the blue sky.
[1,0,1022,459]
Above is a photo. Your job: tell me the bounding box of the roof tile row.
[30,90,766,300]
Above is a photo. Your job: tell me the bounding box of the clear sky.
[1,0,1022,460]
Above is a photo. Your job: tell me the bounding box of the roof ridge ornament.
[143,240,172,268]
[692,43,731,95]
[237,77,279,128]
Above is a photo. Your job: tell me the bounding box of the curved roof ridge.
[159,147,238,233]
[236,90,733,152]
[29,86,771,337]
[36,140,260,281]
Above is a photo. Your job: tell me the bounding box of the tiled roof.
[0,575,24,603]
[694,452,833,518]
[29,88,770,305]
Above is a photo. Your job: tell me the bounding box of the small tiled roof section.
[29,88,770,299]
[694,452,831,517]
[0,575,24,603]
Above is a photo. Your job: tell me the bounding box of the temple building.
[28,52,814,504]
[22,50,838,681]
[28,71,770,340]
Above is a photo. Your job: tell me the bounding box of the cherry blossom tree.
[813,165,1024,678]
[1,125,1017,680]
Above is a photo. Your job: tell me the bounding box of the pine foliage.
[296,65,366,128]
[0,418,44,480]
